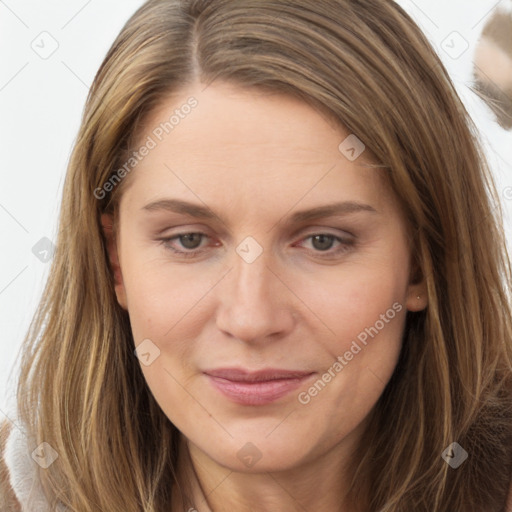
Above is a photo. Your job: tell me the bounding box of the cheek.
[123,262,206,418]
[120,244,212,339]
[292,249,409,409]
[299,256,407,343]
[120,252,220,413]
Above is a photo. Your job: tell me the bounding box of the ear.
[405,255,428,312]
[101,213,128,310]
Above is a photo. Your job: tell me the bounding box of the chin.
[191,428,315,473]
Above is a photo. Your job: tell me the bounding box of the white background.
[1,0,511,414]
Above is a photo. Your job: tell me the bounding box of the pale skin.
[102,81,428,512]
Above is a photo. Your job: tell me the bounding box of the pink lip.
[204,367,316,405]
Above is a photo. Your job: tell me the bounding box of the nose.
[215,250,296,345]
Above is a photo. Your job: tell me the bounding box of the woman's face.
[103,81,426,474]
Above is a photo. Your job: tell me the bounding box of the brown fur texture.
[473,9,512,129]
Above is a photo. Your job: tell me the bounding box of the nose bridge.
[230,242,280,312]
[233,247,273,299]
[215,241,295,342]
[229,232,276,297]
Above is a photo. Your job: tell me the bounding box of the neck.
[172,433,365,512]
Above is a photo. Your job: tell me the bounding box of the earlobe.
[405,257,428,312]
[405,288,428,312]
[100,213,128,310]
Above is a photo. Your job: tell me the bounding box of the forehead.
[120,81,394,216]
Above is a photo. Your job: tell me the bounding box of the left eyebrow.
[287,201,378,223]
[141,198,378,225]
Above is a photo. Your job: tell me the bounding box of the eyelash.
[158,231,355,259]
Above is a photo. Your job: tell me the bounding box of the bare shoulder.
[0,419,22,511]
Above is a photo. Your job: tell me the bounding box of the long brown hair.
[11,0,512,510]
